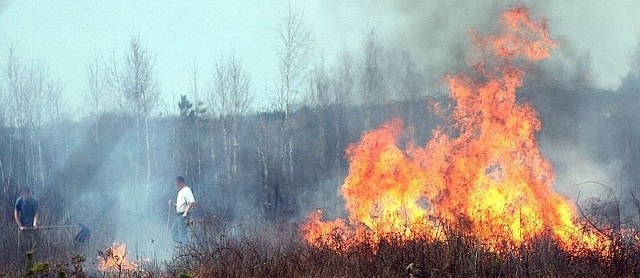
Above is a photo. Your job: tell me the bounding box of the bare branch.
[107,34,160,117]
[275,4,311,116]
[211,54,253,117]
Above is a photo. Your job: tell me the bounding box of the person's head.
[20,187,31,200]
[175,176,186,189]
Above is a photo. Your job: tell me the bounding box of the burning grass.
[4,5,639,278]
[166,220,640,278]
[2,215,640,277]
[301,6,610,255]
[97,241,151,276]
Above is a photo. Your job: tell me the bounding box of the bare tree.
[275,4,311,189]
[307,56,334,208]
[211,54,253,187]
[123,36,160,116]
[334,49,355,106]
[329,50,355,177]
[86,52,105,115]
[2,46,25,192]
[275,5,311,117]
[106,35,160,192]
[361,28,384,129]
[2,46,65,192]
[252,110,278,219]
[42,74,65,124]
[6,46,30,129]
[307,57,330,159]
[188,61,206,184]
[106,35,160,116]
[172,62,207,187]
[324,50,355,176]
[175,93,206,185]
[308,56,331,107]
[85,51,107,148]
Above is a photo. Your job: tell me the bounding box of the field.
[1,4,639,278]
[3,214,640,278]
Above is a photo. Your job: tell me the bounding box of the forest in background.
[1,6,640,275]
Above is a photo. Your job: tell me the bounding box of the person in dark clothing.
[14,187,39,251]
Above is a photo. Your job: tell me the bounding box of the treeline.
[0,8,440,260]
[1,6,640,270]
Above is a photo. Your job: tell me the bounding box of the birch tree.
[85,51,106,148]
[275,4,310,189]
[211,54,252,187]
[3,46,65,193]
[187,61,206,184]
[107,35,160,192]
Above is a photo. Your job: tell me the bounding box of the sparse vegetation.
[1,3,640,278]
[2,208,640,277]
[169,216,640,278]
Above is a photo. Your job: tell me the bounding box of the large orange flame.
[301,7,607,253]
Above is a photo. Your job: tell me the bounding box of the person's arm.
[14,210,25,231]
[14,210,21,229]
[182,201,196,217]
[14,200,25,231]
[33,202,38,229]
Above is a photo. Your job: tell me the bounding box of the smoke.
[317,1,532,88]
[2,2,639,268]
[54,114,176,261]
[316,0,639,90]
[311,1,640,207]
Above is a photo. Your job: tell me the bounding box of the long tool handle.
[26,225,77,230]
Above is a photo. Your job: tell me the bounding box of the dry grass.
[164,221,640,278]
[4,218,640,277]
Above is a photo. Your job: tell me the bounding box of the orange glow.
[301,7,609,254]
[97,242,140,272]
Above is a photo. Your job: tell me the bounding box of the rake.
[26,223,91,243]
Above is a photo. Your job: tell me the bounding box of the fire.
[97,242,140,272]
[301,7,608,253]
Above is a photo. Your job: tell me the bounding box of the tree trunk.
[145,115,152,194]
[37,135,44,189]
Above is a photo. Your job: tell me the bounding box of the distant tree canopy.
[0,11,640,273]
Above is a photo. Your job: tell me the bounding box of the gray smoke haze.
[316,0,639,90]
[62,116,175,261]
[319,0,512,86]
[311,0,640,205]
[1,2,640,271]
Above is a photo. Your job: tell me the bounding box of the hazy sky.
[0,0,638,116]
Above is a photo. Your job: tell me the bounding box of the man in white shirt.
[169,176,196,245]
